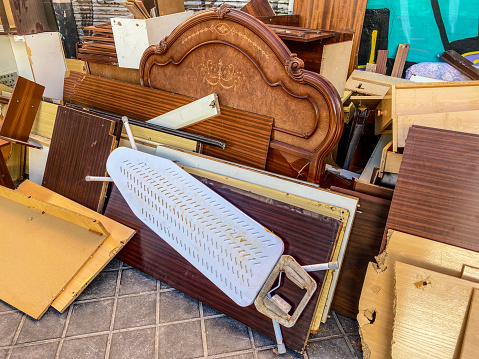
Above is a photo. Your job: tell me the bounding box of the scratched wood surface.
[42,106,121,212]
[8,0,50,34]
[105,177,342,353]
[63,72,273,169]
[382,126,479,253]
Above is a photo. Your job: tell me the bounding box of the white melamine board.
[24,32,67,100]
[0,36,17,76]
[9,36,34,81]
[28,145,49,185]
[112,11,194,69]
[155,145,358,322]
[148,93,220,129]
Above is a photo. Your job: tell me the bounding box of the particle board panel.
[382,126,479,253]
[42,106,121,212]
[105,178,343,353]
[16,180,136,312]
[393,262,479,359]
[358,230,479,359]
[63,72,273,170]
[320,41,353,95]
[460,289,479,359]
[329,187,390,319]
[8,0,50,35]
[0,186,108,319]
[1,76,44,143]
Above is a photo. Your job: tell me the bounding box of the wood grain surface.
[105,177,342,353]
[0,153,14,189]
[329,187,390,319]
[63,72,273,170]
[42,106,121,212]
[382,126,479,252]
[460,289,479,359]
[1,76,45,142]
[293,0,368,75]
[8,0,50,34]
[240,0,275,17]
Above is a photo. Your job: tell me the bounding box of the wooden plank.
[390,44,409,78]
[460,289,479,359]
[395,110,479,150]
[293,0,368,76]
[329,187,390,319]
[440,50,479,81]
[320,41,353,95]
[105,177,343,353]
[462,266,479,284]
[382,126,479,253]
[8,0,49,35]
[1,76,44,143]
[63,72,273,170]
[345,70,411,96]
[16,180,136,312]
[120,127,198,153]
[358,230,479,359]
[393,262,479,359]
[375,50,388,74]
[0,186,109,319]
[156,0,184,16]
[42,106,121,212]
[351,178,394,200]
[240,0,275,17]
[148,93,220,129]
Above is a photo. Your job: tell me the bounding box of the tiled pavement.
[0,260,363,359]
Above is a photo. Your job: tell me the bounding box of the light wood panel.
[393,262,479,359]
[460,289,479,359]
[31,101,59,139]
[16,180,136,312]
[345,70,410,96]
[358,230,479,359]
[462,266,479,284]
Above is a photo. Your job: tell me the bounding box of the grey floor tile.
[66,299,114,336]
[17,307,67,344]
[77,270,118,301]
[335,312,359,334]
[110,327,156,359]
[0,300,17,313]
[205,316,251,355]
[119,269,157,295]
[0,311,23,346]
[59,334,108,359]
[114,293,156,330]
[251,330,275,348]
[158,320,203,359]
[104,258,122,271]
[202,304,222,317]
[0,349,7,359]
[306,337,354,359]
[221,353,255,359]
[10,342,59,359]
[309,314,341,339]
[257,348,303,358]
[160,290,199,323]
[347,335,363,359]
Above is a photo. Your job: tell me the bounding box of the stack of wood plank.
[78,23,118,65]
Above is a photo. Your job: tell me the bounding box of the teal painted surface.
[366,0,479,63]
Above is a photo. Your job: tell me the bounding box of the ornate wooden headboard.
[139,4,343,183]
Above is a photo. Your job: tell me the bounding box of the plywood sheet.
[460,289,479,359]
[358,230,479,359]
[0,187,108,319]
[42,106,121,212]
[16,180,136,312]
[8,0,50,35]
[393,262,479,359]
[382,126,479,253]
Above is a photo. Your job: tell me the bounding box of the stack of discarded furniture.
[77,24,118,65]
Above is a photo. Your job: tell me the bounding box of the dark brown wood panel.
[1,76,44,143]
[0,154,14,189]
[241,0,275,17]
[9,0,50,34]
[63,72,273,170]
[330,187,390,318]
[105,177,342,353]
[382,126,479,253]
[42,106,121,212]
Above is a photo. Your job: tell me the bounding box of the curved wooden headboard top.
[139,4,343,183]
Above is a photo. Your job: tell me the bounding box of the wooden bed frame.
[139,4,343,183]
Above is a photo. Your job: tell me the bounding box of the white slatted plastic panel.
[107,147,283,306]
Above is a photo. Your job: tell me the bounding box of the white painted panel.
[0,36,17,77]
[9,36,34,81]
[28,145,49,185]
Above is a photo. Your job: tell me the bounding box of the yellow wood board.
[460,289,479,359]
[393,262,479,359]
[0,192,108,319]
[31,101,59,139]
[65,58,86,73]
[16,180,136,312]
[462,266,479,284]
[358,230,479,359]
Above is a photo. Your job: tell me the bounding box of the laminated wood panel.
[8,0,50,34]
[0,76,44,143]
[241,0,275,17]
[63,72,273,169]
[382,126,479,253]
[393,262,479,359]
[460,289,479,359]
[105,180,343,353]
[329,187,390,319]
[16,180,136,312]
[0,151,14,188]
[42,106,121,212]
